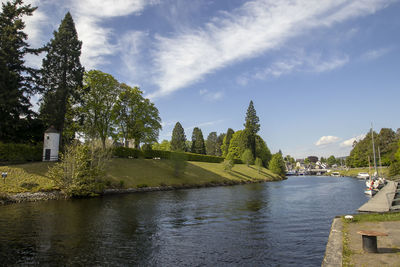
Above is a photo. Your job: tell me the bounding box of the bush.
[241,149,254,166]
[0,142,42,162]
[48,141,111,197]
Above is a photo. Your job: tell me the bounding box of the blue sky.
[10,0,400,158]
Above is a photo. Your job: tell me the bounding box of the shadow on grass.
[248,166,275,179]
[231,170,253,181]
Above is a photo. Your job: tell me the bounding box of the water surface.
[0,176,368,266]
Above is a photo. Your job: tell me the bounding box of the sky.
[6,0,400,159]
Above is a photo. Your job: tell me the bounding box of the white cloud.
[361,47,393,61]
[69,0,155,69]
[149,0,393,98]
[199,89,224,101]
[315,136,341,146]
[340,134,366,147]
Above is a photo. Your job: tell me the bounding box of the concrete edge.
[322,217,343,267]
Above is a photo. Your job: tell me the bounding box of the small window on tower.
[47,135,50,140]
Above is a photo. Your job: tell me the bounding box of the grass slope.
[0,159,282,194]
[105,158,281,188]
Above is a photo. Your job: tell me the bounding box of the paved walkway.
[358,181,398,213]
[347,220,400,266]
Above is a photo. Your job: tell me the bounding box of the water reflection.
[0,176,368,266]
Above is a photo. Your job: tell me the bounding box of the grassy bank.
[0,158,282,195]
[335,167,389,178]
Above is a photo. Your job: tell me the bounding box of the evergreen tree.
[0,0,40,143]
[216,133,225,156]
[206,131,218,156]
[269,153,286,177]
[191,127,206,154]
[39,12,84,145]
[171,122,186,151]
[221,128,234,157]
[244,100,260,158]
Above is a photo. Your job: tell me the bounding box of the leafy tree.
[113,84,161,148]
[244,100,260,157]
[79,70,119,149]
[255,157,262,174]
[221,128,234,157]
[241,149,254,166]
[268,153,286,177]
[48,140,111,197]
[304,158,310,164]
[327,155,336,166]
[227,130,249,159]
[215,133,225,156]
[255,135,272,167]
[191,127,206,154]
[206,131,218,156]
[222,152,235,171]
[171,122,186,151]
[0,0,41,143]
[152,140,171,151]
[39,12,84,145]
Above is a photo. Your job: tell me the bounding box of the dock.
[358,181,399,213]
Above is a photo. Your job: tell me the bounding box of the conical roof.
[45,126,59,133]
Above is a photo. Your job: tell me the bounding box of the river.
[0,176,368,266]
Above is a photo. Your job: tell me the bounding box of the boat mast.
[371,124,377,176]
[378,146,382,178]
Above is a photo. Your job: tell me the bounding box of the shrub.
[241,149,254,166]
[255,157,263,173]
[0,142,42,162]
[48,141,111,197]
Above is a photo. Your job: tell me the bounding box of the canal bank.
[323,181,400,266]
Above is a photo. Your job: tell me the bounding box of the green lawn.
[0,158,282,194]
[0,162,56,193]
[105,158,281,188]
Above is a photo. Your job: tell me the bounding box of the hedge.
[0,142,43,163]
[113,147,243,164]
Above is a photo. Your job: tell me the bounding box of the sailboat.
[364,125,380,196]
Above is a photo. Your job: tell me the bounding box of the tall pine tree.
[206,131,218,156]
[244,100,260,158]
[171,122,186,151]
[0,0,40,143]
[39,12,84,145]
[191,127,206,154]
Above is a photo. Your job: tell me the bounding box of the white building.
[43,126,60,161]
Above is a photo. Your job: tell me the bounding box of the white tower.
[43,126,60,161]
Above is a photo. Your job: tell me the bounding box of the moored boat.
[357,172,369,179]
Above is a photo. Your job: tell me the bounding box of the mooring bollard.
[357,230,388,253]
[1,172,7,183]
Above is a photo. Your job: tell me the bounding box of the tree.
[222,152,235,171]
[227,130,249,159]
[215,133,225,156]
[39,12,84,145]
[113,84,161,148]
[327,155,336,166]
[152,140,171,151]
[244,100,260,158]
[48,140,111,197]
[221,128,234,157]
[171,122,186,151]
[0,0,41,143]
[304,158,310,164]
[241,149,254,166]
[191,127,206,154]
[269,153,286,177]
[255,135,272,167]
[255,157,263,174]
[206,132,218,156]
[79,70,119,149]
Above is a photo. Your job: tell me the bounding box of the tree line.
[346,128,400,177]
[0,1,161,149]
